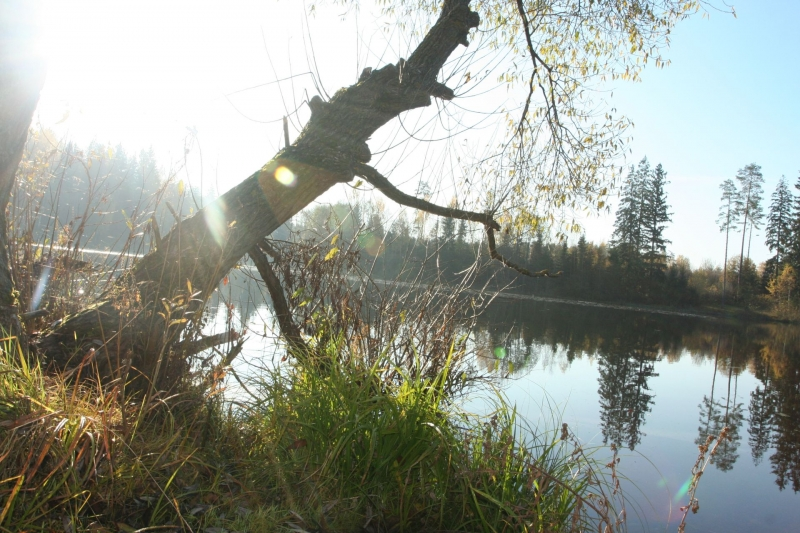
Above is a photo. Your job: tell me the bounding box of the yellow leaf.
[177,180,185,196]
[324,247,339,261]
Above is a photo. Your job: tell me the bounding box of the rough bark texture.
[0,1,47,338]
[38,0,480,387]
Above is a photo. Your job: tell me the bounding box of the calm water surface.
[213,282,800,533]
[474,299,800,533]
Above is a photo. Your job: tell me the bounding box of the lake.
[471,299,800,532]
[213,280,800,533]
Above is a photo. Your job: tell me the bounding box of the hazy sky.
[33,0,799,268]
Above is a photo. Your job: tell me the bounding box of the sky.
[31,0,800,269]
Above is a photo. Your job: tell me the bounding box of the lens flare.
[494,346,507,359]
[31,262,53,312]
[674,477,692,502]
[203,200,228,248]
[357,232,385,257]
[274,166,296,187]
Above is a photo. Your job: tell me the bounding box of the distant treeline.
[18,136,797,316]
[290,158,799,316]
[291,199,699,306]
[16,131,229,256]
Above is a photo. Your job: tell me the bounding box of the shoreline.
[367,277,780,323]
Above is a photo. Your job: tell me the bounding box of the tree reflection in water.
[472,299,800,490]
[747,326,800,491]
[696,335,745,471]
[597,319,659,450]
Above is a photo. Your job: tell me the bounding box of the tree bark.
[38,0,480,388]
[0,1,47,338]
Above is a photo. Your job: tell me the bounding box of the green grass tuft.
[0,335,623,532]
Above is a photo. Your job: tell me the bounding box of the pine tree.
[456,219,467,245]
[747,195,765,261]
[390,210,411,240]
[577,234,588,270]
[765,176,792,279]
[610,157,674,297]
[734,163,765,300]
[612,159,650,250]
[788,173,800,272]
[717,179,738,304]
[610,159,650,289]
[440,198,457,244]
[642,163,672,278]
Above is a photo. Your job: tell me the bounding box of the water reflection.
[747,327,800,492]
[475,298,800,497]
[597,327,658,451]
[695,336,745,471]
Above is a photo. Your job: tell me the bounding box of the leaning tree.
[2,0,715,389]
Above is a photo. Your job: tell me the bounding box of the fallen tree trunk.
[37,0,481,388]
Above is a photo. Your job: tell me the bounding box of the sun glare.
[274,166,296,187]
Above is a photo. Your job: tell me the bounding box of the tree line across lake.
[291,158,800,317]
[17,135,799,318]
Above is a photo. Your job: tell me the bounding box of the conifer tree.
[733,163,765,300]
[456,219,467,245]
[610,159,650,286]
[788,173,800,272]
[642,163,672,278]
[440,199,457,244]
[717,179,738,304]
[765,176,792,279]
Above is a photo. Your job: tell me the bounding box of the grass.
[0,332,624,532]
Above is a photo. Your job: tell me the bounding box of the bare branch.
[513,0,558,143]
[249,241,309,354]
[486,226,561,278]
[355,163,499,230]
[176,330,240,358]
[355,163,558,278]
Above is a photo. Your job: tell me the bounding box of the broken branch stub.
[288,0,479,179]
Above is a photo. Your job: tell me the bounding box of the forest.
[290,157,800,317]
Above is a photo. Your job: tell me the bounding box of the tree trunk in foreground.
[38,0,480,388]
[0,1,47,338]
